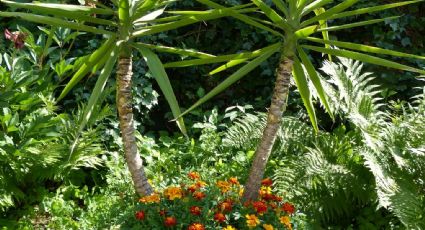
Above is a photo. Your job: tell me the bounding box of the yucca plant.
[0,0,254,195]
[165,0,425,200]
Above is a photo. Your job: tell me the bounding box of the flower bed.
[135,172,295,229]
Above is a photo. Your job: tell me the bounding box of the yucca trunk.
[242,37,295,201]
[117,55,153,196]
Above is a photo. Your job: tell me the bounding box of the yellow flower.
[216,181,231,193]
[139,193,160,203]
[164,186,183,200]
[222,226,237,230]
[280,216,292,229]
[245,214,260,228]
[239,187,244,197]
[263,224,274,230]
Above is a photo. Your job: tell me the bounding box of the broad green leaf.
[163,42,280,68]
[305,37,425,60]
[314,7,331,61]
[292,56,318,132]
[295,25,319,38]
[0,12,114,35]
[58,37,116,100]
[78,46,119,135]
[302,0,333,16]
[303,45,425,75]
[297,46,334,119]
[301,0,359,27]
[209,59,248,75]
[317,16,400,32]
[136,46,187,136]
[328,0,424,20]
[132,43,215,59]
[178,49,277,117]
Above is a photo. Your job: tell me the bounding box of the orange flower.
[245,214,260,228]
[188,172,200,180]
[188,223,205,230]
[279,216,292,229]
[282,202,295,214]
[164,187,183,200]
[252,201,268,214]
[214,213,226,223]
[193,191,206,200]
[139,193,160,203]
[164,216,177,227]
[135,211,145,220]
[263,224,274,230]
[228,177,239,185]
[216,180,231,193]
[259,186,273,201]
[261,178,273,187]
[218,200,233,212]
[190,206,202,216]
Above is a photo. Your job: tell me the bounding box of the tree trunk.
[242,55,293,201]
[117,56,153,196]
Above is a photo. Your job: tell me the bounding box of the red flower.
[188,223,205,230]
[261,178,273,187]
[193,191,206,200]
[159,209,167,216]
[188,172,200,180]
[135,211,145,220]
[282,202,295,214]
[261,193,274,201]
[252,201,268,214]
[190,206,202,216]
[218,200,233,212]
[272,195,283,202]
[214,213,226,223]
[164,216,177,227]
[4,29,27,49]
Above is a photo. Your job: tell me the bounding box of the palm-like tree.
[0,0,250,195]
[166,0,425,201]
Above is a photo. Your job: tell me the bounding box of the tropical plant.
[0,0,254,195]
[164,0,425,200]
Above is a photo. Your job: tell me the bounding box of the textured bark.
[117,56,153,196]
[242,56,293,201]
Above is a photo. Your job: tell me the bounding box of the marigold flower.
[279,216,291,228]
[159,209,167,216]
[164,186,183,200]
[188,172,200,180]
[245,214,260,228]
[139,193,160,203]
[188,184,198,193]
[252,201,268,214]
[218,200,233,212]
[196,180,207,188]
[135,210,145,220]
[228,177,239,185]
[263,224,274,230]
[193,191,206,200]
[214,212,226,223]
[272,195,283,202]
[190,206,202,216]
[216,180,231,193]
[164,216,177,227]
[282,202,295,214]
[222,226,236,230]
[188,222,205,230]
[261,178,273,187]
